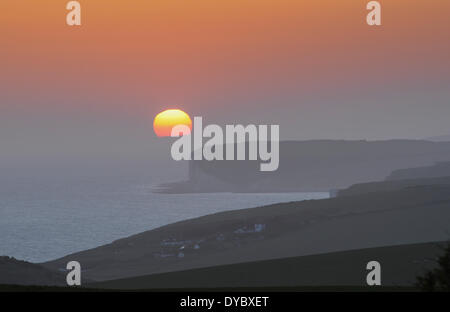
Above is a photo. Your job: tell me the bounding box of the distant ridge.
[426,135,450,142]
[338,175,450,197]
[387,161,450,181]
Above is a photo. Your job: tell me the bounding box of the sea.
[0,174,329,263]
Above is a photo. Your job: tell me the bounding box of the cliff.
[158,140,450,193]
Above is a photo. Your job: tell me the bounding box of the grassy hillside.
[3,242,439,291]
[90,242,442,289]
[0,257,65,286]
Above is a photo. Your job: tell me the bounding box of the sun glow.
[153,109,192,137]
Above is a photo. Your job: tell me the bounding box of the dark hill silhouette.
[0,256,65,286]
[90,242,443,289]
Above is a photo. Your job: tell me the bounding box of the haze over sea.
[0,173,328,263]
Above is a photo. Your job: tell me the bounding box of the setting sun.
[153,109,192,137]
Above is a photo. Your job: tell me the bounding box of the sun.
[153,109,192,137]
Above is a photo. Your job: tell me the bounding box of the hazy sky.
[1,0,449,177]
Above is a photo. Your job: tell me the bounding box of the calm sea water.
[0,175,328,263]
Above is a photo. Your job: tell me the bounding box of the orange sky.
[1,0,450,139]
